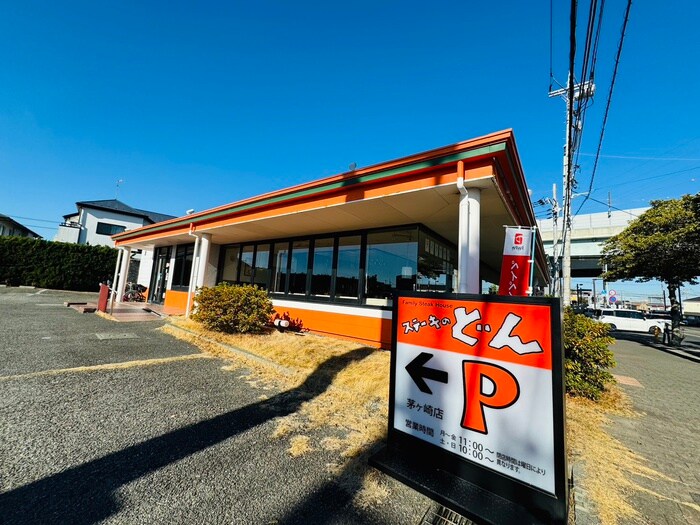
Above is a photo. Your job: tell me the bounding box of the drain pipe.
[456,161,481,294]
[185,225,202,319]
[456,162,469,294]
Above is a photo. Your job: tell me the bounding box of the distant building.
[538,207,649,278]
[684,297,700,316]
[54,199,175,248]
[0,213,41,239]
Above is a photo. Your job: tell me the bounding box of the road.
[0,287,430,524]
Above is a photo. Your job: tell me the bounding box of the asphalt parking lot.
[0,287,429,524]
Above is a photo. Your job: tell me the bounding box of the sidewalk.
[606,336,700,524]
[68,300,172,322]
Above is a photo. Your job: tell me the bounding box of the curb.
[163,322,296,376]
[571,462,599,524]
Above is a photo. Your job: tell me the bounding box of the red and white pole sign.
[498,227,535,297]
[371,292,568,524]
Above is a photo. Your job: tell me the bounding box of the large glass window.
[239,245,255,284]
[253,244,271,289]
[172,244,195,288]
[365,229,418,304]
[215,225,454,307]
[336,235,361,299]
[310,238,334,297]
[272,242,289,293]
[288,240,309,294]
[417,231,456,292]
[220,245,240,282]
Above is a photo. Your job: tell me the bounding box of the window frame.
[95,222,127,236]
[214,224,455,309]
[171,243,195,290]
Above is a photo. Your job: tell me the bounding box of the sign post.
[370,292,568,524]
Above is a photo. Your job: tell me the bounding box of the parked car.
[682,315,700,327]
[597,309,665,334]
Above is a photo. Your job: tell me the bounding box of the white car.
[597,309,665,334]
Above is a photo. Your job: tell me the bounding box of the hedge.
[0,236,118,291]
[563,308,616,400]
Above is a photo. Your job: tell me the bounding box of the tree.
[601,194,700,340]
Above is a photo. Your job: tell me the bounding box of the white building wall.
[80,209,146,247]
[684,300,700,315]
[54,224,81,243]
[204,244,220,287]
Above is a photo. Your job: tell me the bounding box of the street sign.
[371,292,568,525]
[609,296,618,303]
[609,290,616,297]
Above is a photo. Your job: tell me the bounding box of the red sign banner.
[498,227,534,296]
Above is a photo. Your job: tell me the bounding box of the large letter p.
[461,361,520,435]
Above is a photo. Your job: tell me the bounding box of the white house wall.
[80,209,146,247]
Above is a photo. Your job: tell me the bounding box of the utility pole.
[551,184,558,296]
[549,77,595,305]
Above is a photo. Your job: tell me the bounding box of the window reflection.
[336,235,361,299]
[289,240,309,294]
[253,244,270,289]
[216,226,454,306]
[240,245,254,284]
[310,238,333,296]
[272,242,289,293]
[417,231,455,292]
[221,246,240,283]
[365,230,417,305]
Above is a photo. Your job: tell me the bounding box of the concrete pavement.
[0,287,431,524]
[607,333,700,525]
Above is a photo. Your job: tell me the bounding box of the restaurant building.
[112,130,548,348]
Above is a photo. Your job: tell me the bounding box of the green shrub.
[0,237,117,291]
[563,308,616,400]
[193,283,274,334]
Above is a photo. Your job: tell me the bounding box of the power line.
[579,153,700,161]
[574,0,633,218]
[591,165,700,192]
[8,215,58,224]
[585,196,641,216]
[20,224,58,231]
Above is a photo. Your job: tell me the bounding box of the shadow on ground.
[0,347,378,524]
[612,331,700,359]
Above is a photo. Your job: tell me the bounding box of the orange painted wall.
[163,290,192,315]
[273,305,392,349]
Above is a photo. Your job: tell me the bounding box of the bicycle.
[122,282,146,302]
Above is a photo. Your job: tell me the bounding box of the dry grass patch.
[288,435,312,457]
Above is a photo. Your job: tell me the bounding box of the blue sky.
[2,1,699,297]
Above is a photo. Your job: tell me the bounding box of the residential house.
[54,199,175,248]
[0,213,41,239]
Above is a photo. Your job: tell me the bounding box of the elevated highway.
[537,207,648,278]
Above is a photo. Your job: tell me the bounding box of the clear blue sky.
[2,1,699,297]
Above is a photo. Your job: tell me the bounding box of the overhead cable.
[574,0,633,218]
